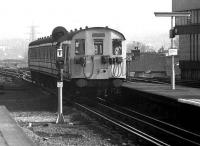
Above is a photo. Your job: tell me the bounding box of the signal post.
[51,26,68,124]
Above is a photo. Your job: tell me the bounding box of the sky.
[0,0,172,43]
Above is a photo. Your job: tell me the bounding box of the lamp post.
[154,12,190,90]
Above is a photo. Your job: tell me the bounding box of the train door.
[62,44,70,79]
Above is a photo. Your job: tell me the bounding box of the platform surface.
[0,106,35,146]
[123,81,200,107]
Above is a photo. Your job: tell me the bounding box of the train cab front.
[70,27,126,96]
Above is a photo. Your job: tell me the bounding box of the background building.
[173,0,200,80]
[127,53,180,78]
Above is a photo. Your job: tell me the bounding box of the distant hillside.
[129,33,172,51]
[0,39,29,60]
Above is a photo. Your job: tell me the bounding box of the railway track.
[0,68,32,82]
[75,102,169,146]
[75,99,200,146]
[2,68,200,145]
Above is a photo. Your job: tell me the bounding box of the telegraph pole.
[29,25,38,42]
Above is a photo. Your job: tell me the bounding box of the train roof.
[29,27,126,47]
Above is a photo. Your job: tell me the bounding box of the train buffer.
[0,106,35,146]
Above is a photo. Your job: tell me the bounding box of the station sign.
[168,49,178,56]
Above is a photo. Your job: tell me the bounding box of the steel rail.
[120,105,200,138]
[99,103,200,145]
[75,102,169,146]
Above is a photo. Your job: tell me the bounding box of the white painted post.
[171,16,175,90]
[154,12,190,90]
[56,70,64,124]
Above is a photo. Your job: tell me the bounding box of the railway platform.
[0,106,35,146]
[122,80,200,135]
[123,81,200,107]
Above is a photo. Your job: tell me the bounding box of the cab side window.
[112,39,122,55]
[75,39,85,55]
[94,39,103,55]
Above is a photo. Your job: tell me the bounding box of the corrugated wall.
[175,4,200,79]
[173,0,200,12]
[179,35,190,61]
[177,9,200,62]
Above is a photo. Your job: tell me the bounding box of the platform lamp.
[154,12,191,90]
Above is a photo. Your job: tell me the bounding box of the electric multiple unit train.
[28,26,126,97]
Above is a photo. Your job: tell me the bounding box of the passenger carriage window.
[40,50,42,59]
[94,39,103,55]
[48,48,50,59]
[45,48,47,59]
[51,48,55,60]
[53,49,55,60]
[40,48,43,59]
[32,49,35,59]
[29,49,32,59]
[112,39,122,55]
[37,48,40,59]
[47,48,49,59]
[49,48,52,60]
[75,39,85,55]
[31,49,34,59]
